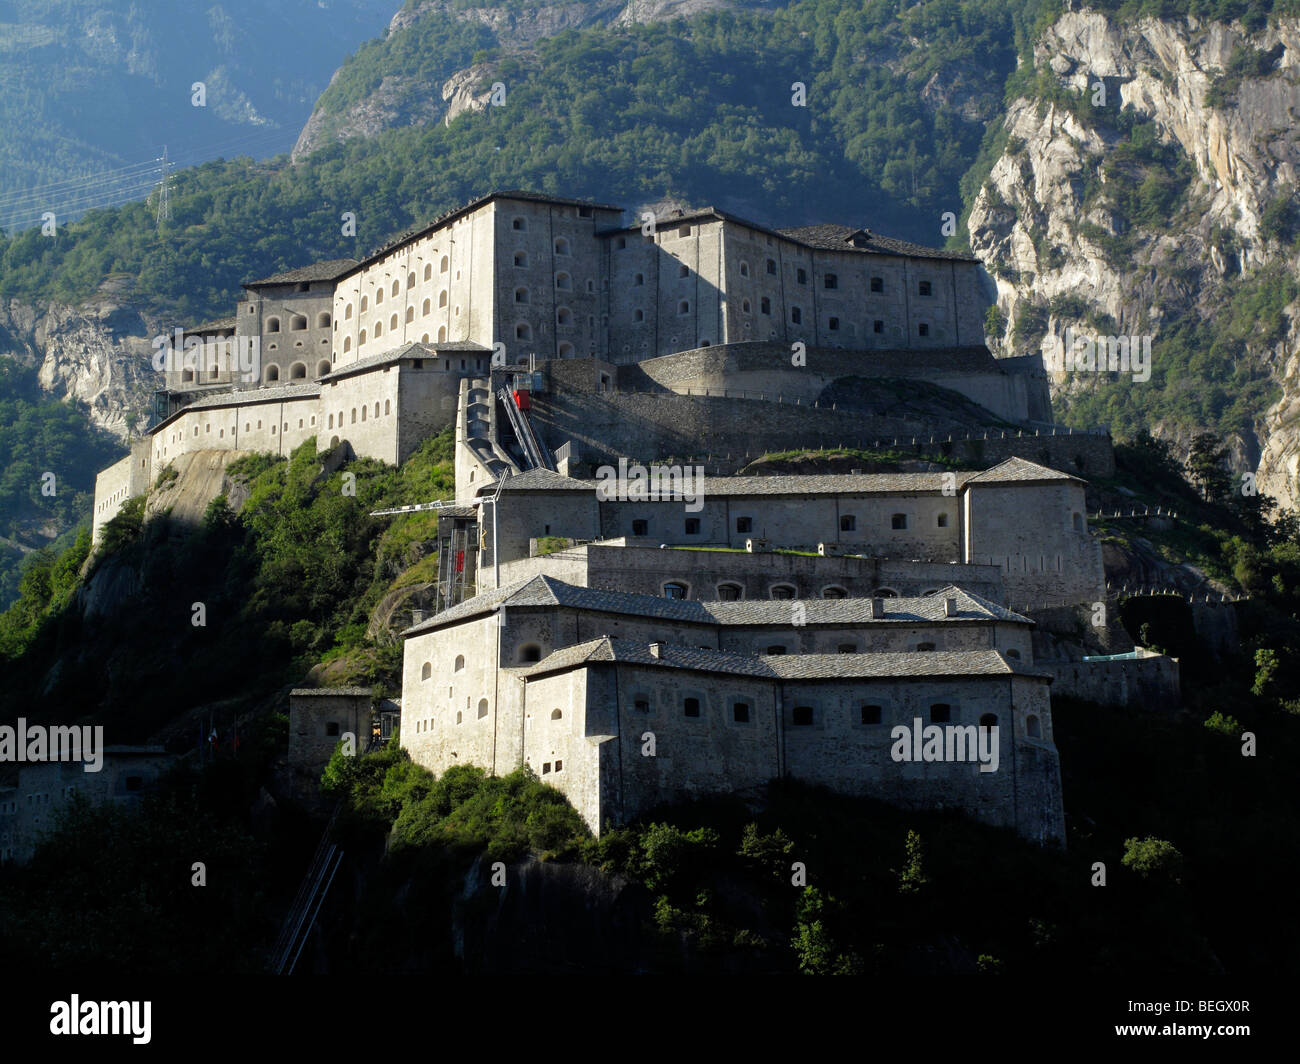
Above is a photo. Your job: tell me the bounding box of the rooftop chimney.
[649,642,663,659]
[944,597,958,618]
[411,608,426,625]
[871,598,885,619]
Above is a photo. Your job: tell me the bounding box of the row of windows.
[166,413,319,446]
[631,696,1034,733]
[324,401,393,429]
[265,314,328,332]
[632,512,948,539]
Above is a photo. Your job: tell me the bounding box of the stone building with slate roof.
[399,574,1067,845]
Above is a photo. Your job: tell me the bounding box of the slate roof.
[963,456,1082,485]
[777,223,974,261]
[244,258,359,288]
[317,341,491,383]
[150,382,321,433]
[483,458,1069,498]
[402,575,1030,636]
[184,316,237,334]
[596,205,972,262]
[521,637,1047,681]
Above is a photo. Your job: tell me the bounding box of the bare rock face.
[0,287,159,440]
[967,10,1300,504]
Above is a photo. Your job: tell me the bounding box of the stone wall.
[288,689,374,771]
[1043,653,1181,710]
[491,542,1006,600]
[91,438,152,544]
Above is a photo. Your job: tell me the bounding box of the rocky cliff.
[968,10,1300,503]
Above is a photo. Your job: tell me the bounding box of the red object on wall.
[513,389,531,411]
[455,550,465,572]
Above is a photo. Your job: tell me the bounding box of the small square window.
[635,698,650,713]
[930,704,951,724]
[736,516,752,533]
[326,722,340,736]
[861,705,882,725]
[733,702,750,723]
[632,519,648,535]
[824,274,838,289]
[918,323,929,337]
[792,706,814,726]
[873,320,884,334]
[870,277,883,293]
[684,697,701,717]
[919,280,932,296]
[542,762,552,774]
[685,518,701,534]
[828,316,839,331]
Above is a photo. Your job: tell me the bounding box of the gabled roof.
[494,468,593,492]
[963,457,1081,485]
[183,316,237,335]
[244,258,359,288]
[401,575,1031,637]
[480,469,976,498]
[317,341,491,383]
[597,205,973,262]
[520,637,1047,682]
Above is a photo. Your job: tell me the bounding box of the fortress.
[87,190,1157,848]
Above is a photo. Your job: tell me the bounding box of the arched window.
[516,323,532,341]
[438,290,448,309]
[264,365,279,382]
[558,343,574,357]
[391,281,399,297]
[374,321,382,337]
[350,408,357,423]
[424,263,432,281]
[770,584,796,600]
[391,313,398,330]
[916,641,937,652]
[514,251,528,268]
[557,307,572,325]
[634,273,644,286]
[822,587,847,599]
[678,264,689,278]
[359,329,367,344]
[317,312,331,328]
[343,336,351,352]
[384,400,391,415]
[550,708,562,720]
[360,295,369,312]
[519,644,542,663]
[289,362,307,380]
[634,309,644,322]
[873,588,898,598]
[512,217,526,231]
[420,333,429,343]
[1026,714,1042,738]
[1006,648,1022,660]
[318,360,331,376]
[407,271,415,289]
[440,255,449,273]
[266,317,281,333]
[376,288,384,305]
[742,299,751,313]
[361,406,367,421]
[328,414,334,428]
[840,515,856,532]
[717,583,742,600]
[766,645,787,656]
[766,259,776,274]
[515,287,529,304]
[554,237,570,255]
[437,326,447,342]
[422,299,431,315]
[663,582,687,600]
[454,655,465,671]
[345,303,353,320]
[291,314,307,331]
[555,272,571,290]
[740,261,749,277]
[477,698,489,719]
[678,300,690,315]
[421,662,432,680]
[406,307,414,323]
[791,705,813,726]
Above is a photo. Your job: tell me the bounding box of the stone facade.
[399,577,1064,844]
[288,688,376,772]
[0,747,171,865]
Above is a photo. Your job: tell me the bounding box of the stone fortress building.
[88,190,1154,847]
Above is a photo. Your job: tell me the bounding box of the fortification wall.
[92,439,152,544]
[1044,654,1181,710]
